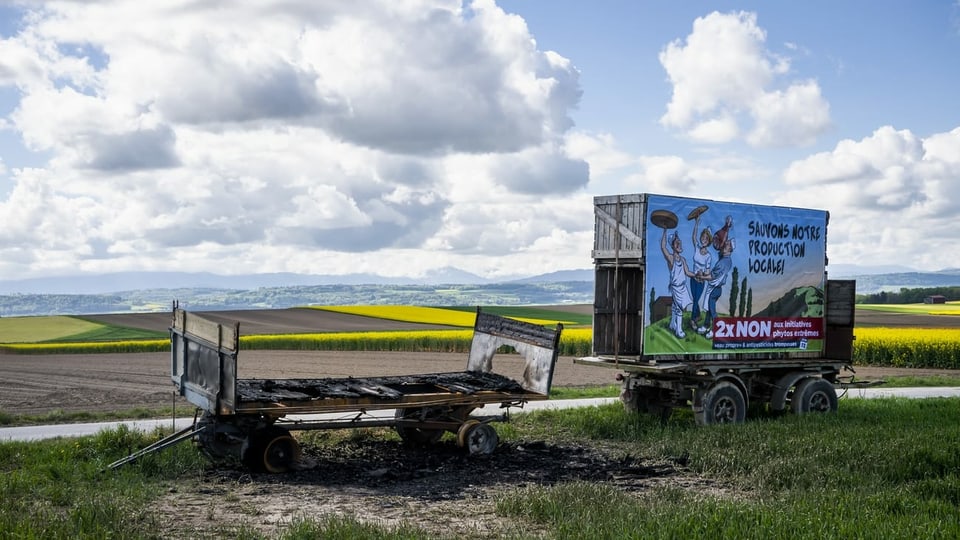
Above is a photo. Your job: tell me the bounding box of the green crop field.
[0,315,166,345]
[0,316,104,343]
[3,306,960,371]
[859,302,960,315]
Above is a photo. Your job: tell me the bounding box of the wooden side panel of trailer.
[824,279,856,361]
[593,266,645,356]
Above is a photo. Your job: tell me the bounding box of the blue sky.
[1,1,959,283]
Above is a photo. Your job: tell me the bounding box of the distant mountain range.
[0,267,596,295]
[3,265,960,317]
[3,265,960,296]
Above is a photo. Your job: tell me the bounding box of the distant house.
[924,295,947,304]
[652,296,673,323]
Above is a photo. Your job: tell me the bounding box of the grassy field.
[0,305,579,345]
[3,305,960,370]
[859,302,960,315]
[0,315,104,342]
[0,315,165,344]
[2,398,958,537]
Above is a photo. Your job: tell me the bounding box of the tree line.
[856,286,960,304]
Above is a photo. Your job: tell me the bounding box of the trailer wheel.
[791,378,838,414]
[242,426,300,474]
[621,388,672,423]
[459,422,499,455]
[696,381,746,425]
[456,419,481,448]
[395,407,444,445]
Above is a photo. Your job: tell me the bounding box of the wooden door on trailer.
[824,279,855,361]
[593,266,644,356]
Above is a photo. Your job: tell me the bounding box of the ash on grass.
[222,437,684,497]
[155,436,702,538]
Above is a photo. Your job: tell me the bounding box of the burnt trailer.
[576,193,867,424]
[110,307,562,473]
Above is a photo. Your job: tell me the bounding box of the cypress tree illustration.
[737,277,747,317]
[649,287,656,323]
[728,267,739,317]
[746,288,753,316]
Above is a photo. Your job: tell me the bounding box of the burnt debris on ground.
[203,438,684,500]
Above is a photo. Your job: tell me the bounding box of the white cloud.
[778,125,960,269]
[747,80,830,147]
[563,131,634,177]
[629,155,695,193]
[687,114,739,144]
[659,11,830,148]
[0,0,589,280]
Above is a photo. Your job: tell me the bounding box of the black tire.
[620,387,641,413]
[395,407,444,445]
[621,387,673,423]
[696,381,747,425]
[242,426,300,473]
[461,422,499,455]
[791,378,838,414]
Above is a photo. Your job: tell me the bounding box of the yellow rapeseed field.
[3,317,958,370]
[307,305,578,328]
[854,327,960,369]
[0,339,169,354]
[241,329,475,352]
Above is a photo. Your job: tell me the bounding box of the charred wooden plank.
[235,371,528,404]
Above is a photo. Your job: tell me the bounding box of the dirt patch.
[0,350,624,417]
[154,436,709,538]
[3,303,959,417]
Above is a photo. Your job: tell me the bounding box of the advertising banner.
[642,194,827,355]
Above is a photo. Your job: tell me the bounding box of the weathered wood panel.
[824,279,855,360]
[593,267,644,356]
[592,193,647,261]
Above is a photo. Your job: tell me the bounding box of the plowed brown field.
[1,306,956,416]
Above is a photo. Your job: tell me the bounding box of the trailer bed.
[172,307,562,418]
[139,306,567,471]
[233,370,544,415]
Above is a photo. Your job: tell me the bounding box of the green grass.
[0,425,206,537]
[859,303,960,315]
[280,516,429,539]
[0,425,429,538]
[0,314,165,346]
[868,374,960,388]
[550,385,620,399]
[51,319,167,342]
[0,406,193,427]
[494,398,960,539]
[0,315,104,343]
[3,399,959,537]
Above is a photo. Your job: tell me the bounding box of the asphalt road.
[3,387,959,443]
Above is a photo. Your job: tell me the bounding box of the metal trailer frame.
[110,306,563,472]
[581,193,874,425]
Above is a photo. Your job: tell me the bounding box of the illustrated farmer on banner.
[658,215,695,339]
[698,230,735,339]
[688,206,713,333]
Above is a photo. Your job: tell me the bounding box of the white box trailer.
[576,193,859,424]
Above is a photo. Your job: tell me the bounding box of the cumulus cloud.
[659,11,830,148]
[778,126,960,268]
[563,131,634,177]
[0,0,589,279]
